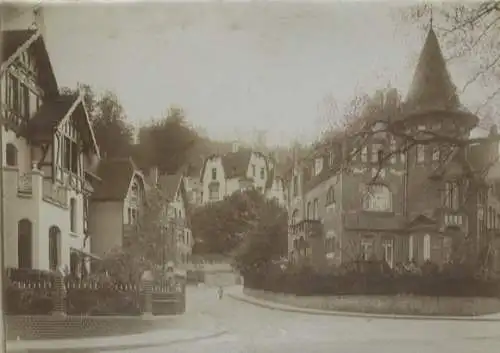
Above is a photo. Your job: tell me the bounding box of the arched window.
[313,198,319,220]
[49,226,61,271]
[6,143,17,166]
[362,184,392,212]
[18,219,32,269]
[326,186,335,205]
[306,202,312,219]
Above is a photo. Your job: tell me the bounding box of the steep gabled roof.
[27,94,100,156]
[221,148,252,179]
[158,173,183,202]
[91,158,141,201]
[27,95,76,134]
[1,29,58,97]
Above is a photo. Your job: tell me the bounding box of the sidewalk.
[226,286,500,322]
[7,327,228,352]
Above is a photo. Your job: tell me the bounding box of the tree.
[125,186,168,267]
[60,85,135,159]
[399,3,500,111]
[93,91,135,159]
[232,198,288,273]
[191,189,266,255]
[136,106,200,174]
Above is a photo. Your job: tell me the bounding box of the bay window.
[61,134,79,175]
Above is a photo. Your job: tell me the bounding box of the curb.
[228,293,500,322]
[9,330,229,352]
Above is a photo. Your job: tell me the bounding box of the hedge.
[244,268,500,297]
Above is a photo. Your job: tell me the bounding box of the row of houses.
[0,8,194,275]
[0,5,290,276]
[285,25,500,272]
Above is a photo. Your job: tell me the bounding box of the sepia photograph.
[1,0,500,352]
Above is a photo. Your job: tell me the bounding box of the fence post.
[141,270,154,317]
[52,268,67,316]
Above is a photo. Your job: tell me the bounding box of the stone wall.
[244,288,500,316]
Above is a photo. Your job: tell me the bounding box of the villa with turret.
[287,25,500,272]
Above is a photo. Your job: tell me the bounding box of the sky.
[37,1,489,146]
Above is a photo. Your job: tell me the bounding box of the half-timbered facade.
[1,29,100,273]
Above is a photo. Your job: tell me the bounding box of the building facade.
[89,158,146,258]
[1,29,100,273]
[287,26,500,271]
[199,145,287,206]
[157,172,193,265]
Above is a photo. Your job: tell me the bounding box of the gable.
[200,155,224,183]
[407,214,437,228]
[1,29,58,98]
[26,94,99,156]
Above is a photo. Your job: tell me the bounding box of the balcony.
[289,219,323,238]
[14,167,68,209]
[42,178,68,208]
[439,209,467,232]
[17,173,32,196]
[1,106,27,132]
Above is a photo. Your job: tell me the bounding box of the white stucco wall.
[225,177,240,196]
[2,124,91,271]
[2,168,89,271]
[246,152,268,192]
[201,157,226,204]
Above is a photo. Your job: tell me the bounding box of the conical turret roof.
[404,27,464,115]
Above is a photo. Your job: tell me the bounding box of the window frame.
[362,184,392,212]
[5,143,18,167]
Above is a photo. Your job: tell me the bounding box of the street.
[103,286,500,353]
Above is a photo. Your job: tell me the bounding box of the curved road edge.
[7,329,229,353]
[226,287,500,322]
